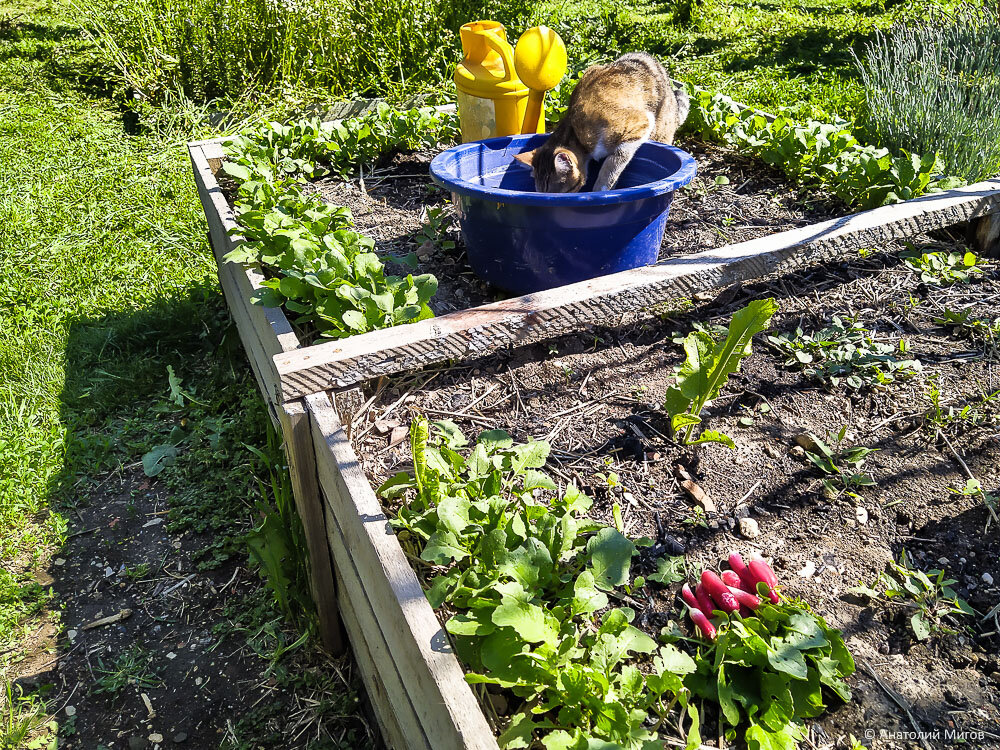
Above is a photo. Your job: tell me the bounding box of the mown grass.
[546,0,975,120]
[1,2,367,746]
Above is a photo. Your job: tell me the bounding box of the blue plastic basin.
[429,133,697,294]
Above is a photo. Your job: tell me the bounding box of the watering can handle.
[481,29,516,78]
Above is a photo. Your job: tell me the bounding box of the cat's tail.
[673,85,690,125]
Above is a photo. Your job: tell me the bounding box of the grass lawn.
[1,2,370,746]
[549,0,970,122]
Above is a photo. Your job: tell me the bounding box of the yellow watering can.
[454,21,566,142]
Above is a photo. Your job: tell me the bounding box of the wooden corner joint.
[332,386,366,428]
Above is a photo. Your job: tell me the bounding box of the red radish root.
[688,607,717,640]
[701,570,740,613]
[728,551,756,591]
[694,583,715,614]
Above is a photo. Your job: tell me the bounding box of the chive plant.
[853,4,1000,183]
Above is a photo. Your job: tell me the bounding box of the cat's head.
[513,146,586,193]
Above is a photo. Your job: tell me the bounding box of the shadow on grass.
[721,25,879,79]
[11,285,375,747]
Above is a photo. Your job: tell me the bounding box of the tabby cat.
[514,52,689,192]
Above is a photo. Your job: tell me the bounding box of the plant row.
[221,105,458,338]
[377,410,855,750]
[687,90,965,210]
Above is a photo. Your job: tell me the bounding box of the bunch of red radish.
[680,552,780,640]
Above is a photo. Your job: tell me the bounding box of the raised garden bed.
[355,233,1000,746]
[188,106,1000,749]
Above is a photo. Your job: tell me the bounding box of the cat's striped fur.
[515,52,689,192]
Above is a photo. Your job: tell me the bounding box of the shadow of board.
[9,284,336,748]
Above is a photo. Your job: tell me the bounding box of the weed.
[683,507,709,529]
[664,298,778,448]
[768,316,921,390]
[413,206,456,254]
[1,681,51,750]
[593,471,621,490]
[903,248,983,286]
[93,646,163,694]
[245,426,316,631]
[802,428,877,498]
[934,308,1000,347]
[646,554,686,585]
[123,563,150,580]
[850,551,973,641]
[950,479,999,532]
[924,380,1000,434]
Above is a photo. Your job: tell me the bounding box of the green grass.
[1,3,368,746]
[547,0,973,121]
[0,0,217,652]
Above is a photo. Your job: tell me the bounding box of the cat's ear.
[513,149,536,168]
[553,148,576,176]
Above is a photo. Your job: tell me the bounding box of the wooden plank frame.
[189,117,1000,750]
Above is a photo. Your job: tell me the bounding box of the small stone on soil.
[793,433,818,451]
[798,561,817,577]
[173,733,188,744]
[65,705,76,716]
[738,517,760,538]
[983,572,994,585]
[855,506,869,524]
[148,734,164,744]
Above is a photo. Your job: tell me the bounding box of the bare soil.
[19,469,376,750]
[350,231,1000,749]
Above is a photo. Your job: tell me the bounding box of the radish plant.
[675,554,855,748]
[688,90,964,210]
[219,107,458,339]
[379,417,705,749]
[381,418,856,748]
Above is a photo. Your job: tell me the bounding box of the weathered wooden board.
[306,392,499,750]
[274,179,1000,399]
[325,496,428,750]
[277,400,343,654]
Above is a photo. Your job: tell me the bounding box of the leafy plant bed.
[352,231,1000,747]
[304,138,844,323]
[188,102,1000,749]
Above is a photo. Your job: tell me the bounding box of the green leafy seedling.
[849,551,973,640]
[664,298,778,448]
[802,428,878,498]
[903,248,983,286]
